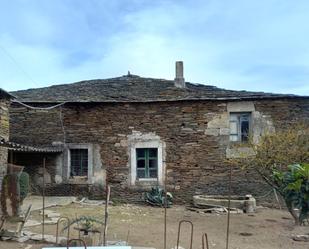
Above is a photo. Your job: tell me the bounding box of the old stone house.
[0,88,13,184]
[8,62,309,202]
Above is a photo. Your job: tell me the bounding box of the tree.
[229,124,309,225]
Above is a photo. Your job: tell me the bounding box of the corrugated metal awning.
[0,138,63,153]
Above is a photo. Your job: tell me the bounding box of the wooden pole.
[226,164,232,249]
[103,185,110,246]
[42,157,46,240]
[164,165,167,249]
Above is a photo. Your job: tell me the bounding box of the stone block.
[205,128,219,136]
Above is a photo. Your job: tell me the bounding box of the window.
[229,113,251,142]
[136,148,158,179]
[70,149,88,177]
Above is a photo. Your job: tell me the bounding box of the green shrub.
[19,172,30,202]
[273,163,309,225]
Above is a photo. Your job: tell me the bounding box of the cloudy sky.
[0,0,309,95]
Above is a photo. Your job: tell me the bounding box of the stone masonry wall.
[0,98,10,183]
[9,104,64,146]
[9,98,309,203]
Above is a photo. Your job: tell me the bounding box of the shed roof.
[11,75,308,103]
[0,138,63,153]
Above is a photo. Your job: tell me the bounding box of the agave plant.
[143,186,173,207]
[273,163,309,225]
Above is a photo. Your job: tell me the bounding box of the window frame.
[136,148,158,179]
[66,144,93,183]
[130,140,164,185]
[70,148,89,177]
[229,112,252,142]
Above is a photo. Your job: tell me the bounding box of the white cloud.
[0,0,308,95]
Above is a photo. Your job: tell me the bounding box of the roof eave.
[11,95,309,105]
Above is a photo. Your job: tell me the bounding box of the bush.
[273,164,309,225]
[19,171,30,203]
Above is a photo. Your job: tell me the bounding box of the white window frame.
[229,112,252,142]
[130,140,163,185]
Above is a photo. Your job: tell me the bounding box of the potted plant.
[63,216,104,245]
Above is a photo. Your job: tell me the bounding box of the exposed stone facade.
[0,96,10,180]
[9,98,309,203]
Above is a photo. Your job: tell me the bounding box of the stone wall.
[0,97,10,144]
[9,98,309,203]
[0,98,9,141]
[0,98,10,185]
[9,104,64,146]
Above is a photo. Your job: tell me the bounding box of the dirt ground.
[1,202,309,249]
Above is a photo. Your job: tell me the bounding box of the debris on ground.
[292,234,309,242]
[21,196,77,212]
[24,219,41,227]
[1,229,67,244]
[73,197,112,206]
[170,246,185,249]
[30,233,66,244]
[239,232,253,236]
[187,205,243,214]
[107,240,128,246]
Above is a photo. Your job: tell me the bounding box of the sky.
[0,0,309,95]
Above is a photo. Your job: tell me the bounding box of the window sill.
[68,176,89,184]
[137,178,158,182]
[132,178,161,189]
[229,141,250,147]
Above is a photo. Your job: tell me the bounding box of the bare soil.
[1,203,309,249]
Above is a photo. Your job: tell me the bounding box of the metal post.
[164,165,167,249]
[56,216,71,244]
[202,233,210,249]
[225,164,232,249]
[42,157,46,240]
[176,220,194,249]
[67,238,87,249]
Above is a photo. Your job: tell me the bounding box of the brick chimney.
[174,61,186,88]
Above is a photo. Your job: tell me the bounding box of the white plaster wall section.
[227,101,255,113]
[92,144,105,185]
[227,101,275,143]
[55,153,64,183]
[226,101,275,158]
[126,131,166,186]
[251,111,275,144]
[205,112,229,136]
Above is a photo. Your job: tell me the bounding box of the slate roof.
[0,88,14,99]
[11,75,308,103]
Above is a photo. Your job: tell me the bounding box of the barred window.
[70,149,88,177]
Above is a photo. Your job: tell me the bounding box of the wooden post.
[103,185,110,246]
[226,164,232,249]
[42,157,46,240]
